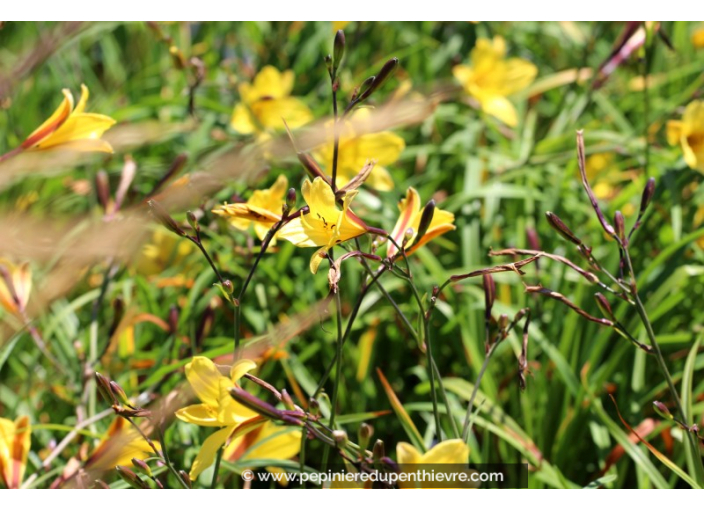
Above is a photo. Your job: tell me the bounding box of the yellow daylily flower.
[667,100,704,172]
[231,66,312,135]
[84,417,159,473]
[212,174,288,242]
[134,229,194,277]
[387,187,455,259]
[175,356,262,480]
[0,415,31,489]
[314,112,405,191]
[453,36,537,127]
[277,177,369,273]
[20,84,116,153]
[0,259,32,316]
[224,421,301,485]
[396,439,478,489]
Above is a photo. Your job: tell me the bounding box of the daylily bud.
[415,200,435,244]
[148,200,185,237]
[358,423,373,452]
[594,293,616,321]
[640,178,656,215]
[109,381,131,407]
[309,397,320,415]
[361,58,399,100]
[333,30,345,72]
[168,305,179,335]
[324,54,333,75]
[332,430,348,448]
[286,188,297,211]
[614,211,627,246]
[281,389,295,411]
[95,372,116,405]
[131,458,152,478]
[356,76,375,101]
[179,470,193,489]
[229,387,282,420]
[186,211,199,233]
[483,274,495,316]
[169,46,187,69]
[403,228,414,248]
[116,466,149,489]
[545,211,581,246]
[373,439,385,461]
[653,401,673,420]
[222,280,234,295]
[95,170,111,211]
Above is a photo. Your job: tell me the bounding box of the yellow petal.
[310,248,328,274]
[189,426,234,480]
[21,89,74,149]
[252,97,312,131]
[251,66,291,100]
[480,95,519,127]
[230,103,258,134]
[0,416,30,489]
[388,187,421,258]
[74,84,90,115]
[396,442,422,464]
[217,378,258,425]
[277,217,318,247]
[420,439,469,464]
[365,165,394,192]
[501,58,538,96]
[452,64,474,92]
[175,404,220,427]
[185,357,223,407]
[34,113,116,152]
[666,120,683,146]
[240,422,302,462]
[230,359,257,382]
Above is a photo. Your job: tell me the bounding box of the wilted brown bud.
[640,178,656,215]
[148,200,185,237]
[545,211,581,246]
[95,372,116,405]
[131,458,152,477]
[594,293,616,321]
[653,401,673,420]
[115,466,149,489]
[333,30,345,72]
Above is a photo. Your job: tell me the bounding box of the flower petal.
[388,187,421,258]
[420,439,469,464]
[188,426,234,480]
[21,89,74,149]
[175,404,220,427]
[185,356,223,407]
[396,442,422,464]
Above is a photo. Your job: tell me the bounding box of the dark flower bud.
[415,200,435,244]
[356,76,375,100]
[131,458,152,477]
[109,381,131,407]
[229,387,283,420]
[594,293,616,321]
[546,211,582,246]
[186,211,199,233]
[168,305,179,335]
[222,280,234,295]
[179,470,193,489]
[653,400,673,420]
[640,178,656,215]
[286,188,297,211]
[115,466,149,489]
[148,200,185,237]
[483,274,495,316]
[333,30,345,71]
[363,58,398,99]
[614,211,627,246]
[95,372,116,405]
